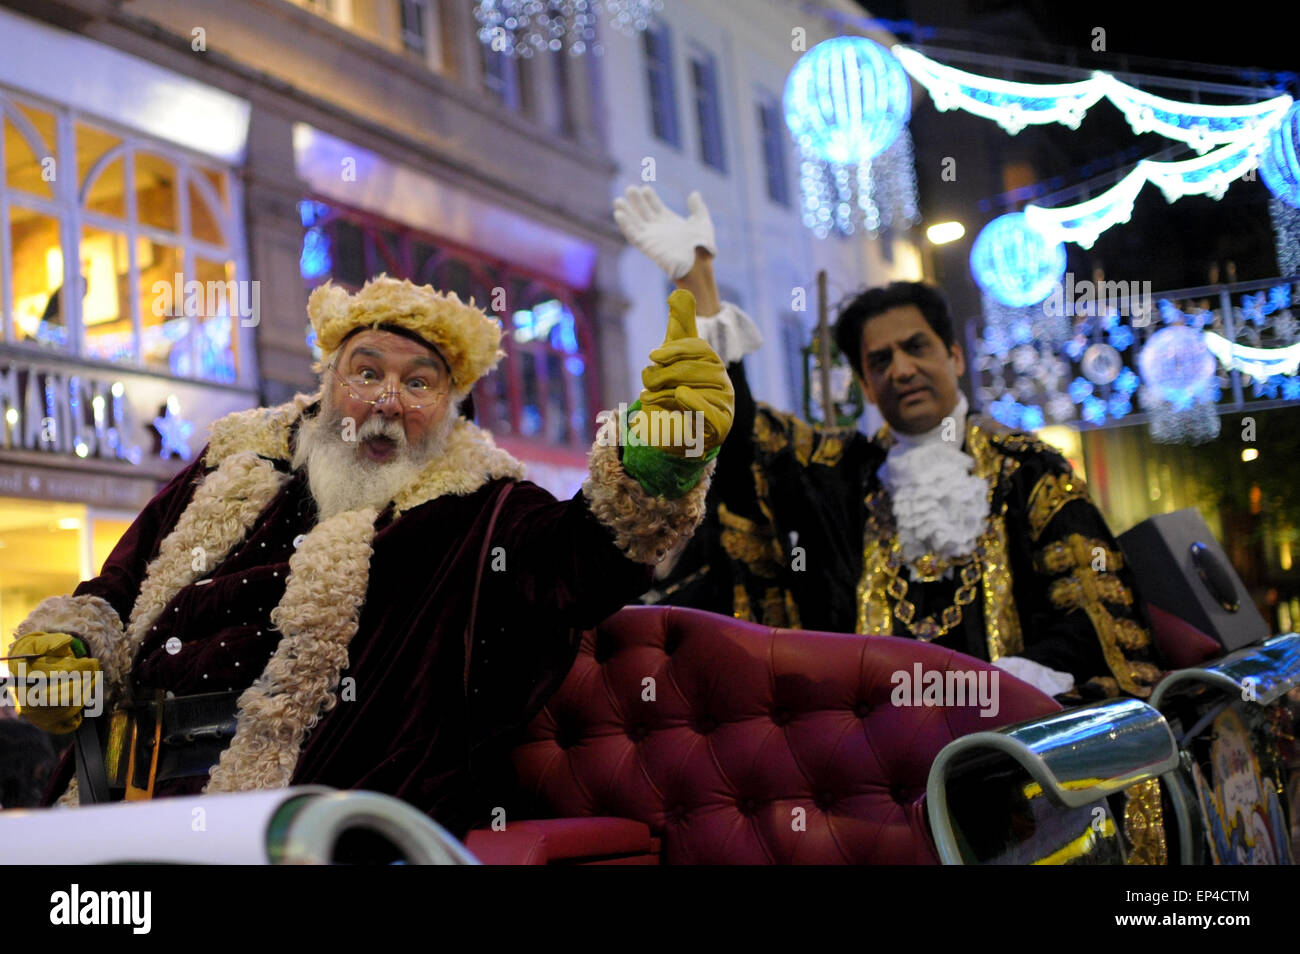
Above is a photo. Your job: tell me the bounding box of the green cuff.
[621,400,718,499]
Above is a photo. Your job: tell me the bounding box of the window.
[299,203,597,450]
[643,22,679,146]
[482,42,524,112]
[0,88,243,383]
[782,315,807,415]
[400,0,430,56]
[758,97,789,206]
[690,49,726,172]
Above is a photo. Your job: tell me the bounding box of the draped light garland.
[887,46,1294,249]
[892,47,1294,146]
[878,45,1300,441]
[1024,133,1276,248]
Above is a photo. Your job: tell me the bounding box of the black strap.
[74,715,110,804]
[464,481,514,696]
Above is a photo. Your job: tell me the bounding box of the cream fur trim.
[52,394,527,804]
[51,452,288,805]
[56,777,79,808]
[582,409,714,566]
[392,418,525,515]
[206,508,377,793]
[308,276,505,390]
[15,595,125,705]
[207,391,318,465]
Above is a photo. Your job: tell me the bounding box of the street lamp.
[926,221,965,245]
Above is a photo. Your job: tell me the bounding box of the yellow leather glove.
[7,631,101,735]
[636,289,735,457]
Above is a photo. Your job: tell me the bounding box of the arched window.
[299,200,599,451]
[1,87,245,383]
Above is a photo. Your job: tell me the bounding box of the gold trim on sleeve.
[1028,472,1091,541]
[1114,618,1152,651]
[857,534,894,634]
[718,504,784,577]
[1123,778,1168,865]
[981,510,1024,660]
[1034,535,1124,576]
[1048,572,1134,609]
[1049,570,1153,697]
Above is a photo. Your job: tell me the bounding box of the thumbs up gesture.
[635,290,734,457]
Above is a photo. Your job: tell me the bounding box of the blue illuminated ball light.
[784,36,911,166]
[1260,103,1300,209]
[1138,325,1217,406]
[969,212,1068,307]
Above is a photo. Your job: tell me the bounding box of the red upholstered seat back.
[511,605,1059,864]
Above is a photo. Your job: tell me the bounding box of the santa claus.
[10,275,732,838]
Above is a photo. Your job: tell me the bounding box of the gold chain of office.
[881,532,997,642]
[875,479,999,643]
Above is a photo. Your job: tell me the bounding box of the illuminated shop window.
[0,88,244,384]
[0,499,132,652]
[299,200,597,449]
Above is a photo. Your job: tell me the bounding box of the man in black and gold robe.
[615,186,1161,701]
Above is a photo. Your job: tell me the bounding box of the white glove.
[993,655,1075,698]
[613,185,716,280]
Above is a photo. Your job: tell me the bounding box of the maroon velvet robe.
[44,444,652,838]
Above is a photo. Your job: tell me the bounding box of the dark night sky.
[855,1,1297,79]
[852,1,1297,289]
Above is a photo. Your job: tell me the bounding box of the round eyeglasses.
[330,366,450,410]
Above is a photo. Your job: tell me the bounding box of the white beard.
[292,393,457,521]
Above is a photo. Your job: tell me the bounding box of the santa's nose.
[373,390,403,418]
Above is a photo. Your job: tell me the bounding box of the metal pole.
[817,269,833,424]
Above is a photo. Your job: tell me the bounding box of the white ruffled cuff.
[696,302,763,365]
[993,656,1075,697]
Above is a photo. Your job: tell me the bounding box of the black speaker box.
[1117,508,1268,652]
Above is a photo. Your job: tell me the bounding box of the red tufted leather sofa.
[466,605,1060,864]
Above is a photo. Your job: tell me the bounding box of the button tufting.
[854,702,871,719]
[695,715,717,734]
[771,706,791,726]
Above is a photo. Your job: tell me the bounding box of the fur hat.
[308,275,504,391]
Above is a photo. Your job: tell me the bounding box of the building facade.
[597,0,923,417]
[0,0,931,643]
[0,0,633,641]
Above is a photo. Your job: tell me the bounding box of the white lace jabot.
[877,393,991,567]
